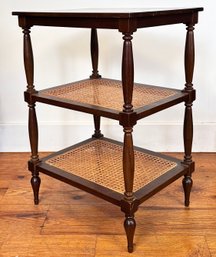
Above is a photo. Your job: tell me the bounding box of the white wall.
[0,1,215,152]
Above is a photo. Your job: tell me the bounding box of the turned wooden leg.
[182,23,195,207]
[121,126,137,253]
[89,29,103,139]
[23,27,41,205]
[121,126,136,253]
[182,103,193,207]
[92,115,103,138]
[182,175,193,207]
[124,215,136,253]
[31,173,41,205]
[120,30,137,252]
[28,103,40,205]
[90,28,101,79]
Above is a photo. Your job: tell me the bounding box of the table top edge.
[12,7,204,18]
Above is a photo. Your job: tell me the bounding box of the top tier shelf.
[32,78,189,120]
[12,7,203,30]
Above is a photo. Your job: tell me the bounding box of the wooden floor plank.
[206,235,216,257]
[0,188,7,203]
[0,152,215,256]
[95,235,211,257]
[0,204,48,236]
[136,207,216,235]
[0,235,96,257]
[41,204,123,235]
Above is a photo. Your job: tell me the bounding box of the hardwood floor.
[0,152,215,256]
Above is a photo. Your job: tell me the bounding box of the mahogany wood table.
[13,8,203,253]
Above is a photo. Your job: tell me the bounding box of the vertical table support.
[92,115,103,138]
[90,28,101,79]
[23,27,41,205]
[120,32,138,253]
[90,28,103,139]
[182,23,195,207]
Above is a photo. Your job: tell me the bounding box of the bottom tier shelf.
[36,137,189,206]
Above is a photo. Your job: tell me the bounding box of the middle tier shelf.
[33,78,189,120]
[34,137,189,206]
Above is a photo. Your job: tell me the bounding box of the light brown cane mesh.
[42,79,177,111]
[46,140,177,193]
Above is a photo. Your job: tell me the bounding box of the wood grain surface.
[0,152,215,256]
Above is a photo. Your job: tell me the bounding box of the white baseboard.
[0,121,215,152]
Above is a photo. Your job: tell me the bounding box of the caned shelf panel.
[36,138,188,205]
[33,78,189,120]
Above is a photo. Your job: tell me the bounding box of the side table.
[13,8,203,252]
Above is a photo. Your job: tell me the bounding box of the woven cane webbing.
[46,140,177,194]
[42,79,177,111]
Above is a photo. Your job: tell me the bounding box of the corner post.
[90,28,101,79]
[89,28,103,138]
[182,23,195,207]
[23,27,40,205]
[120,31,137,253]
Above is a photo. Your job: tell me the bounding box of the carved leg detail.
[121,32,136,252]
[90,28,101,79]
[121,199,138,253]
[92,115,103,138]
[31,173,41,205]
[28,103,40,204]
[182,24,195,207]
[182,175,193,207]
[23,27,41,205]
[124,216,136,253]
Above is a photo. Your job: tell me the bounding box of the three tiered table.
[13,8,203,252]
